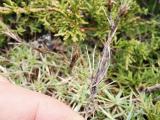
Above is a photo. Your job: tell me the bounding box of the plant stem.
[0,6,64,15]
[85,1,131,118]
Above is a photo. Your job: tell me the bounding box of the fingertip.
[35,95,85,120]
[72,114,85,120]
[0,75,10,84]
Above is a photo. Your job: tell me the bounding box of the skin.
[0,75,84,120]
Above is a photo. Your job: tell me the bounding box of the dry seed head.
[107,0,116,12]
[119,4,129,17]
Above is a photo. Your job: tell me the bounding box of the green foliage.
[0,0,143,43]
[137,0,160,15]
[110,38,160,86]
[0,0,159,44]
[0,35,6,47]
[0,0,160,119]
[133,94,160,120]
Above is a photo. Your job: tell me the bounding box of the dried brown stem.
[69,44,80,73]
[3,28,22,43]
[140,84,160,93]
[85,2,130,119]
[0,20,22,42]
[85,10,120,120]
[89,1,131,98]
[90,12,120,99]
